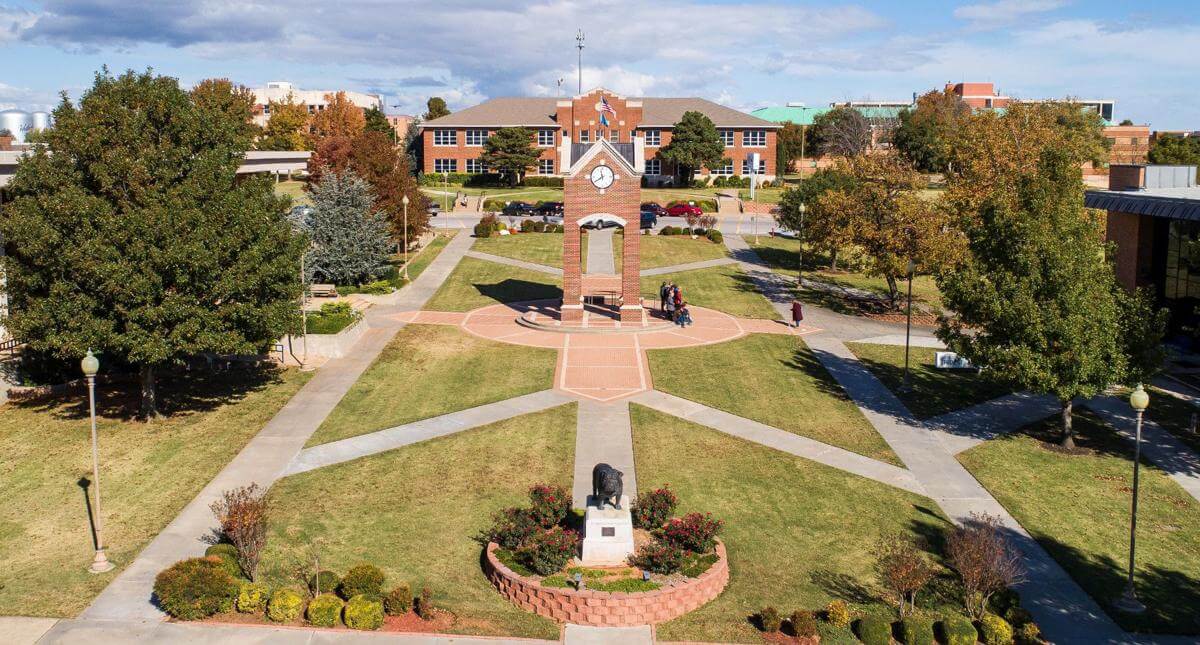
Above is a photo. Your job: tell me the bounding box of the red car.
[665,202,702,217]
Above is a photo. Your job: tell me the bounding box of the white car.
[771,227,799,239]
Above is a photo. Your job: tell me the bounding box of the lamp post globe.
[81,349,99,377]
[1130,384,1149,411]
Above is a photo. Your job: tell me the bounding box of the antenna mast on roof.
[576,30,585,95]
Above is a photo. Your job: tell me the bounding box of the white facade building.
[249,81,383,126]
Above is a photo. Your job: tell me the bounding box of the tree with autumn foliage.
[893,88,969,174]
[309,91,366,141]
[816,153,962,307]
[776,168,857,270]
[257,93,310,151]
[307,130,429,244]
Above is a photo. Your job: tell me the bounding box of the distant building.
[418,88,780,182]
[387,114,414,140]
[249,81,383,127]
[1086,164,1200,330]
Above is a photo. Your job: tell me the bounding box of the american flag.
[599,96,616,126]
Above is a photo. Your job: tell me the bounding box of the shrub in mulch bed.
[154,556,239,620]
[631,486,678,529]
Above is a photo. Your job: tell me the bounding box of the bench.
[308,283,338,298]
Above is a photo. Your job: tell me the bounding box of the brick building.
[417,88,780,183]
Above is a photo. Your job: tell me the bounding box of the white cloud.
[953,0,1066,30]
[0,6,36,44]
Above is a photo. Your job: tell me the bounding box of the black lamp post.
[1115,384,1150,614]
[900,259,916,393]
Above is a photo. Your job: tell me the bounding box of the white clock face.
[590,165,615,189]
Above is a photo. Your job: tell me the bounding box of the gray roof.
[1085,188,1200,221]
[419,96,778,129]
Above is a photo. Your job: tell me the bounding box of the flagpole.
[576,30,585,95]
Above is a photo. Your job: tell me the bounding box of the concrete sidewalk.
[1087,394,1200,503]
[585,229,616,275]
[40,619,555,644]
[64,231,477,629]
[924,392,1061,455]
[572,400,637,508]
[640,257,736,277]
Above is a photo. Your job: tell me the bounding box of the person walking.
[791,299,804,328]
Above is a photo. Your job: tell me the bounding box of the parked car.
[426,202,442,216]
[771,227,799,239]
[639,207,659,230]
[640,202,668,218]
[666,202,702,217]
[535,201,563,216]
[502,201,536,217]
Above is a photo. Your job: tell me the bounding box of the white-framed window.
[741,158,767,175]
[609,130,619,142]
[466,158,487,174]
[719,129,734,147]
[644,129,661,146]
[742,130,767,147]
[433,129,457,146]
[262,104,271,115]
[645,158,661,175]
[712,159,734,176]
[434,158,458,173]
[538,159,555,175]
[580,129,591,143]
[538,129,555,146]
[465,129,488,146]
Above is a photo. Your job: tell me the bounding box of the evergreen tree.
[775,122,807,175]
[403,117,423,174]
[658,111,724,185]
[191,78,260,144]
[363,106,395,142]
[481,127,542,186]
[938,150,1129,446]
[424,97,450,120]
[301,171,391,285]
[0,69,305,418]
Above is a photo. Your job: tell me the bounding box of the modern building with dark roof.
[417,88,781,183]
[1087,164,1200,329]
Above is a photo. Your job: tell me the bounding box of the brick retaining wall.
[483,541,728,627]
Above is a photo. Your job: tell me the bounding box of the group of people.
[658,281,693,327]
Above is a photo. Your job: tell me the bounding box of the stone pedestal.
[581,495,634,566]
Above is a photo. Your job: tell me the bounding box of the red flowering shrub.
[516,526,581,575]
[482,506,541,549]
[527,484,570,529]
[631,486,678,529]
[662,512,723,553]
[629,540,684,574]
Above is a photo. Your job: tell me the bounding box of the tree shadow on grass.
[849,352,1013,421]
[15,365,283,422]
[474,278,561,305]
[779,346,870,403]
[810,569,878,605]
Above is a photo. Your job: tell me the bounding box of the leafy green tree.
[811,106,871,158]
[775,122,807,175]
[257,93,310,150]
[1148,135,1200,179]
[1,69,304,418]
[481,127,542,186]
[938,150,1129,446]
[658,111,724,185]
[893,89,968,173]
[300,170,391,285]
[363,106,395,142]
[424,97,450,120]
[192,78,260,144]
[776,168,857,269]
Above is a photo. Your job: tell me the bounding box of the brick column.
[620,226,643,322]
[562,218,583,322]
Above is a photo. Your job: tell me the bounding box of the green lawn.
[747,237,942,313]
[640,265,779,320]
[424,257,561,312]
[958,411,1200,635]
[1137,386,1200,455]
[632,405,954,643]
[473,232,574,269]
[846,343,1014,419]
[648,334,899,464]
[404,230,455,283]
[0,368,310,616]
[262,405,575,640]
[638,233,728,269]
[307,324,557,446]
[419,185,787,207]
[274,180,310,206]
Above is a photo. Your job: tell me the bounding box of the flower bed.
[483,539,728,627]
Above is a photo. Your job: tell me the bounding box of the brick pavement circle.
[395,301,820,402]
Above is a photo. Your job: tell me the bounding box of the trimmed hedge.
[826,599,851,629]
[267,588,304,623]
[760,606,782,633]
[236,582,270,613]
[203,543,243,580]
[981,613,1014,645]
[939,614,979,645]
[306,593,343,627]
[153,557,238,621]
[384,584,412,615]
[900,615,935,644]
[343,594,385,630]
[706,229,724,244]
[523,176,564,187]
[629,539,684,574]
[790,609,818,638]
[338,564,385,599]
[855,615,892,645]
[308,570,340,597]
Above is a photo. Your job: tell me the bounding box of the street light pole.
[401,194,411,281]
[81,350,113,574]
[443,171,449,213]
[797,202,807,290]
[900,259,916,393]
[1115,384,1150,614]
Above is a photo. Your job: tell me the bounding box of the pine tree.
[424,97,450,120]
[0,69,305,418]
[301,171,391,286]
[363,106,395,142]
[658,111,724,185]
[481,127,542,186]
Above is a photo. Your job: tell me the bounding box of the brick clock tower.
[561,139,643,323]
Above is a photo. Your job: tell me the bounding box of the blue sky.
[1,0,1198,129]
